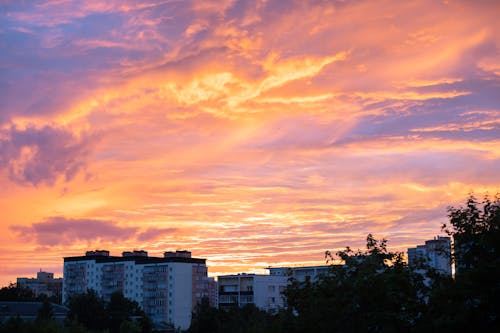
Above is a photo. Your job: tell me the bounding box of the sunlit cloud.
[0,0,499,285]
[0,124,97,186]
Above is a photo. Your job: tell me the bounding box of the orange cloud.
[0,0,499,286]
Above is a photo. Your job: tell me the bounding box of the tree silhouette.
[424,194,500,331]
[285,234,426,333]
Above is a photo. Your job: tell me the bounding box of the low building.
[63,249,209,331]
[17,271,62,297]
[218,273,287,312]
[0,301,68,323]
[408,236,452,276]
[268,265,331,282]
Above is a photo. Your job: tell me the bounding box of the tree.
[188,297,220,333]
[107,292,150,333]
[425,194,500,331]
[66,290,108,331]
[0,283,35,301]
[36,299,54,322]
[444,194,500,275]
[187,299,284,333]
[285,234,426,333]
[119,320,141,333]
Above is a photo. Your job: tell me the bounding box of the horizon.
[3,232,450,285]
[1,0,499,287]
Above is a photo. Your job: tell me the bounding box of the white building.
[17,271,62,297]
[408,236,452,276]
[217,273,288,312]
[268,265,331,282]
[63,250,209,331]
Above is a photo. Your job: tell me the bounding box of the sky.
[0,0,499,286]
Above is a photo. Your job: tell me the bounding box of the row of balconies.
[143,292,167,298]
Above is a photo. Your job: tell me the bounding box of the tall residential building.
[268,265,331,282]
[408,236,452,276]
[63,250,209,331]
[218,273,288,312]
[17,271,62,297]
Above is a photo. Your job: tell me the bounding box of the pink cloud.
[0,125,98,186]
[11,216,138,246]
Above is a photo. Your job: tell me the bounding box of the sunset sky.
[1,0,499,286]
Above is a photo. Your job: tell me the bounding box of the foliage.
[285,234,426,333]
[118,320,141,333]
[0,283,62,304]
[67,289,109,331]
[0,289,151,333]
[187,299,284,333]
[65,290,151,333]
[0,317,73,333]
[36,299,54,321]
[106,292,150,333]
[0,283,36,301]
[423,194,500,331]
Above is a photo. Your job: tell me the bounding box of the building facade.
[207,277,218,308]
[408,236,452,276]
[63,250,209,330]
[217,274,288,312]
[17,271,62,297]
[268,265,331,282]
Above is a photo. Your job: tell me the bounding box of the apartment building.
[17,271,62,297]
[207,277,218,308]
[408,236,452,276]
[63,250,209,330]
[268,265,331,282]
[217,273,288,312]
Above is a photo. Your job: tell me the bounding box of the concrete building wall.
[268,265,331,282]
[170,263,194,330]
[253,275,287,311]
[17,271,62,297]
[63,250,208,331]
[217,274,287,312]
[408,236,451,276]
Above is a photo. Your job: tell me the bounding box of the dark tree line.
[0,290,152,333]
[66,290,152,333]
[0,284,61,304]
[187,195,500,333]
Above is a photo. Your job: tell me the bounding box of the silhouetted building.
[63,249,209,331]
[408,236,452,276]
[16,271,62,297]
[268,265,331,282]
[0,301,68,323]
